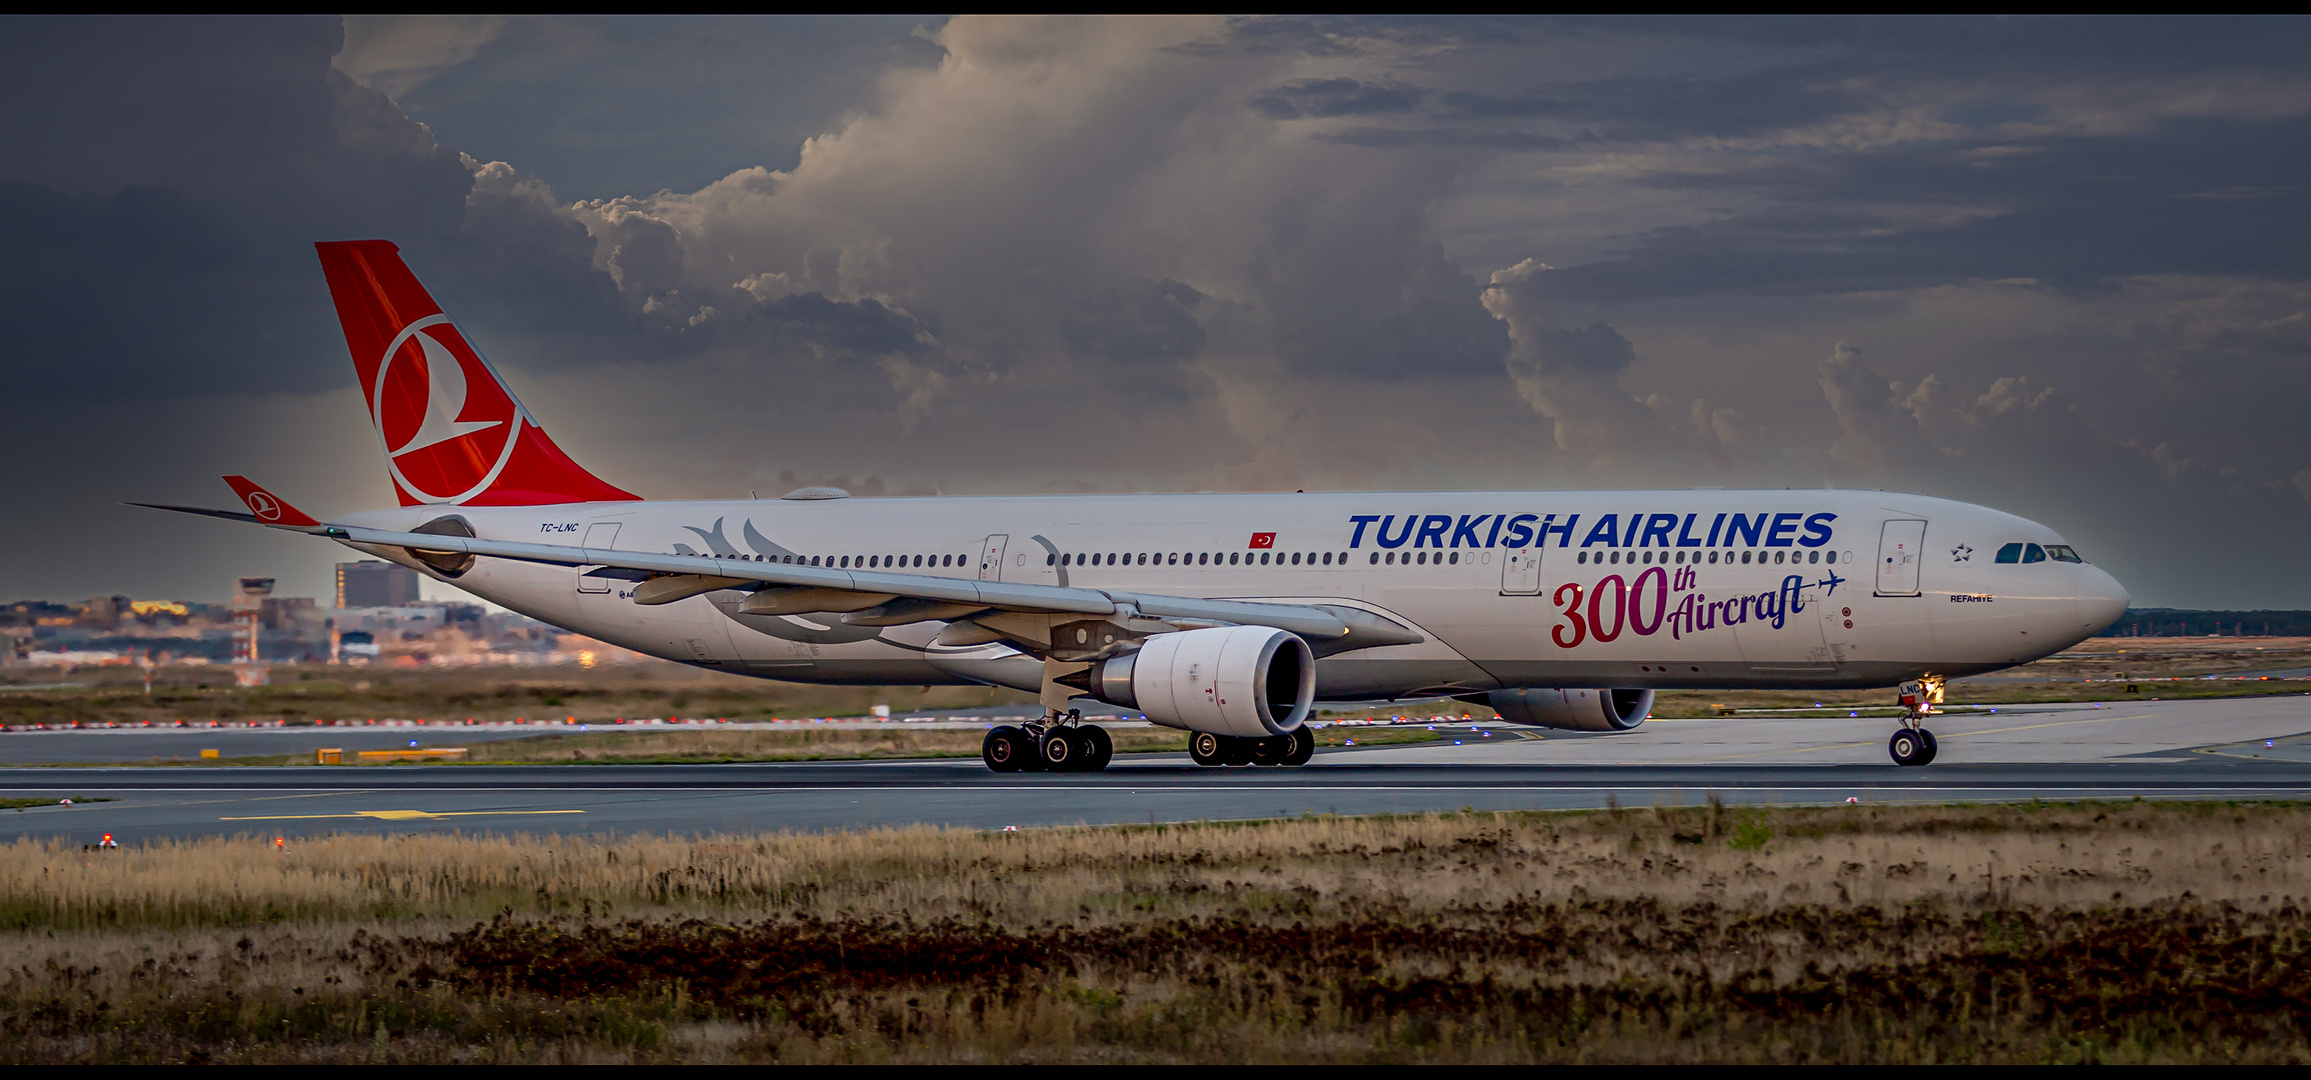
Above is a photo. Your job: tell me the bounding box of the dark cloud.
[4,17,2311,610]
[1249,78,1427,119]
[1062,280,1207,362]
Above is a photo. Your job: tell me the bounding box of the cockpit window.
[2022,543,2046,564]
[2043,545,2082,563]
[1995,542,2024,564]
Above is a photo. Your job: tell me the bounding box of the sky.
[3,16,2309,608]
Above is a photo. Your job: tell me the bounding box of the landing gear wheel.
[1220,736,1255,767]
[1248,735,1290,766]
[1916,728,1938,765]
[983,726,1029,773]
[1079,725,1113,771]
[1283,727,1315,767]
[1889,728,1931,767]
[1189,731,1225,767]
[1039,729,1080,770]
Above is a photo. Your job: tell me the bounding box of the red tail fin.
[221,476,321,526]
[314,240,638,507]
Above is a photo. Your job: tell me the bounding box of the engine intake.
[1084,625,1313,738]
[1486,688,1652,732]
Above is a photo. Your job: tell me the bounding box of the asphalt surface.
[4,695,2308,843]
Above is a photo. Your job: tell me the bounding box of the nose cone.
[2076,565,2129,634]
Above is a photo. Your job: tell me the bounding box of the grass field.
[4,799,2309,1062]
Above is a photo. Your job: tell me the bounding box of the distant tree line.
[2101,610,2311,637]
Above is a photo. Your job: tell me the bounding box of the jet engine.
[1080,625,1314,738]
[1486,687,1653,732]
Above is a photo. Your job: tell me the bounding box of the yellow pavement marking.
[1695,712,2155,762]
[218,809,586,822]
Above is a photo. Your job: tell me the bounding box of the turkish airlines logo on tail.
[372,315,525,504]
[245,490,282,521]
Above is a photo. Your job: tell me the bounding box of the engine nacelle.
[1487,688,1653,732]
[1085,626,1313,738]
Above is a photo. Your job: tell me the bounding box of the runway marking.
[218,809,588,821]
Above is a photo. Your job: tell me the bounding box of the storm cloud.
[3,16,2309,608]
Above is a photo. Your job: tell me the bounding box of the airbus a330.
[147,241,2131,771]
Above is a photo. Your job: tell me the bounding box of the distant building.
[337,561,421,609]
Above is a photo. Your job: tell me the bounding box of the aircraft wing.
[134,502,1394,645]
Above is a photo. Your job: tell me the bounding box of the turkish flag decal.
[1249,533,1276,549]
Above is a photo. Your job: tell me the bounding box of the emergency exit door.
[1500,547,1542,595]
[575,522,622,593]
[978,534,1009,582]
[1875,519,1926,597]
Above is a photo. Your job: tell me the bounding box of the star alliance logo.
[1951,544,1973,562]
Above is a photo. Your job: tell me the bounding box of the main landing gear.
[1888,677,1943,767]
[1187,728,1315,769]
[982,710,1115,773]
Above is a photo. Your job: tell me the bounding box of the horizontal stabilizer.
[221,476,321,527]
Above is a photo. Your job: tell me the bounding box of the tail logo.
[245,490,283,522]
[373,314,525,504]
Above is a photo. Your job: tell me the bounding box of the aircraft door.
[575,522,622,593]
[1875,519,1926,597]
[1500,546,1542,595]
[978,534,1009,582]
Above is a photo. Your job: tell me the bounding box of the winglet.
[221,476,322,527]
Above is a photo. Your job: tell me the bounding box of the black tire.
[1888,728,1928,767]
[1080,725,1114,771]
[1189,731,1225,767]
[1248,735,1289,766]
[983,726,1028,773]
[1916,728,1939,765]
[1283,727,1315,767]
[1040,729,1078,770]
[1220,735,1255,767]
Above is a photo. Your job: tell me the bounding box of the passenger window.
[1995,543,2023,564]
[1577,551,1588,564]
[1449,552,1459,565]
[1707,551,1717,564]
[2023,543,2046,564]
[1385,552,1395,565]
[1740,551,1751,564]
[1774,551,1784,564]
[1322,552,1332,565]
[1046,553,1055,566]
[1808,550,1819,564]
[1824,551,1835,564]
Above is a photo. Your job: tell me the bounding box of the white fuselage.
[340,488,2128,700]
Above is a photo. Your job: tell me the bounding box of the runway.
[4,695,2308,843]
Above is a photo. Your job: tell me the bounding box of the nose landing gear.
[1888,726,1938,766]
[1888,677,1944,766]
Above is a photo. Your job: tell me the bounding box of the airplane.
[143,240,2130,772]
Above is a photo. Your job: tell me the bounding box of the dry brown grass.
[0,663,1037,729]
[5,800,2311,1062]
